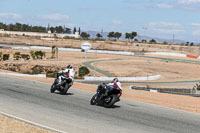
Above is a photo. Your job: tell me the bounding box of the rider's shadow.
[111,105,121,108]
[54,92,74,95]
[96,104,121,109]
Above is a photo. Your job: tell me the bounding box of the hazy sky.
[1,0,200,42]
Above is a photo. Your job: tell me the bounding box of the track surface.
[1,76,200,133]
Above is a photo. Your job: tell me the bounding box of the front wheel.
[90,94,97,105]
[61,83,69,94]
[50,84,56,93]
[103,95,117,108]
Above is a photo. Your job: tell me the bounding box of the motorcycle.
[50,73,72,94]
[90,84,122,108]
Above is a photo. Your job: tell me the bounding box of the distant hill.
[84,30,186,44]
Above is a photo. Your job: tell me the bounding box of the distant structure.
[0,29,80,39]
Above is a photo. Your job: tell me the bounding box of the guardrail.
[130,85,200,95]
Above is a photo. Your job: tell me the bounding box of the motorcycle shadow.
[96,104,121,109]
[54,92,74,96]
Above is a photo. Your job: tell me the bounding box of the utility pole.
[94,47,97,77]
[172,34,175,44]
[101,29,103,39]
[142,27,148,42]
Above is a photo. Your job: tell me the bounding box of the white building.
[0,30,80,38]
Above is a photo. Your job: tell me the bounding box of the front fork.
[117,92,122,99]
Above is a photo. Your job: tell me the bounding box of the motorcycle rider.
[101,78,122,100]
[57,65,75,90]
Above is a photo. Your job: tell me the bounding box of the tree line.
[0,22,81,34]
[0,22,139,40]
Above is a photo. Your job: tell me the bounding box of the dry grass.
[0,115,55,133]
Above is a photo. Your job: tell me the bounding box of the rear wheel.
[103,95,117,108]
[90,94,97,105]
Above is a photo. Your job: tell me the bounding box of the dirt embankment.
[1,35,200,55]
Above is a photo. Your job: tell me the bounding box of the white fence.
[84,75,161,81]
[0,72,46,78]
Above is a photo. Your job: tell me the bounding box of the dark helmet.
[112,78,119,83]
[67,65,72,69]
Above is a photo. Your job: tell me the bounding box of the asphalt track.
[83,55,200,77]
[1,76,200,133]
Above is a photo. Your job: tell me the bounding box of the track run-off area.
[1,76,200,133]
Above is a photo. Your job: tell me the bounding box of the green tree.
[0,22,7,29]
[51,46,58,58]
[14,22,22,31]
[185,42,189,46]
[78,27,81,35]
[21,54,30,60]
[0,52,2,60]
[130,32,137,40]
[3,54,9,61]
[149,39,157,43]
[80,32,90,39]
[35,51,45,59]
[96,33,102,39]
[115,32,122,40]
[125,33,130,40]
[107,32,115,39]
[73,27,77,34]
[22,24,29,31]
[50,27,55,33]
[55,26,64,33]
[30,51,36,59]
[13,52,21,60]
[65,27,71,33]
[142,39,147,43]
[79,66,90,77]
[134,39,138,42]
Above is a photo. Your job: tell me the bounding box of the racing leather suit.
[57,68,75,86]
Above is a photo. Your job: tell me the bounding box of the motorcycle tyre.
[90,94,97,105]
[61,84,69,94]
[50,84,56,93]
[103,95,117,108]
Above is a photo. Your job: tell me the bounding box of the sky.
[1,0,200,42]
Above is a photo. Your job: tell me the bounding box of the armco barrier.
[0,72,46,78]
[131,86,197,95]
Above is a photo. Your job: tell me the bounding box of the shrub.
[13,52,21,60]
[9,67,16,72]
[149,39,157,43]
[193,83,200,91]
[163,41,168,45]
[79,66,90,77]
[21,54,30,60]
[0,52,2,60]
[30,51,36,59]
[142,39,147,43]
[35,51,45,59]
[32,65,43,74]
[3,54,9,61]
[46,70,57,78]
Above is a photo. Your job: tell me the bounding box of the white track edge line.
[0,111,67,133]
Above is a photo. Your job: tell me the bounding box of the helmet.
[67,65,72,69]
[112,78,119,83]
